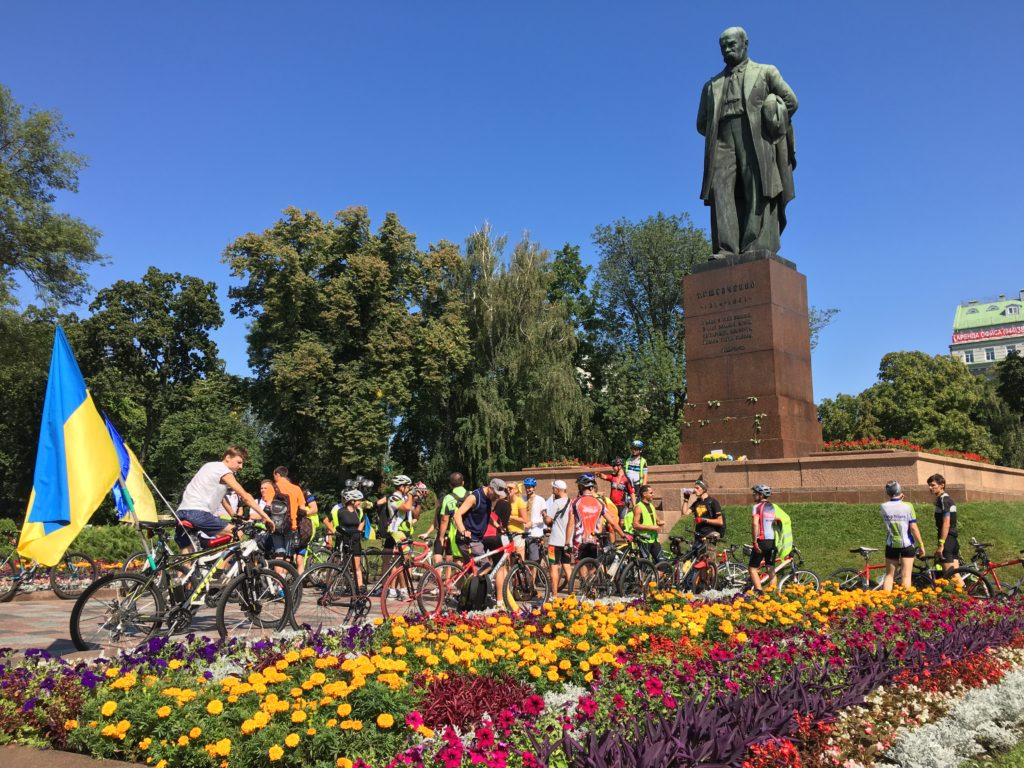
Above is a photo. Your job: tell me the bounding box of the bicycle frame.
[363,539,432,594]
[971,545,1024,593]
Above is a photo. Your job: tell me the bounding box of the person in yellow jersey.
[506,482,529,560]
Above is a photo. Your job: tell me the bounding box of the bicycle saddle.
[972,541,992,549]
[139,519,177,531]
[849,547,878,556]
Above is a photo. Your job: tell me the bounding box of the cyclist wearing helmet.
[880,481,925,592]
[625,440,648,487]
[599,458,637,531]
[749,484,778,591]
[570,474,625,561]
[328,489,368,592]
[384,475,415,599]
[522,477,547,561]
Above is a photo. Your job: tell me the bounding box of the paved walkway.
[1,745,136,767]
[0,592,79,655]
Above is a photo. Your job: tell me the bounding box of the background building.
[950,290,1024,372]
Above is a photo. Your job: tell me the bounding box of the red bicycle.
[954,537,1024,598]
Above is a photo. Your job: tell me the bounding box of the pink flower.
[405,711,424,729]
[522,695,545,716]
[644,676,663,697]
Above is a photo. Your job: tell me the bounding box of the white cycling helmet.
[343,489,364,503]
[392,474,412,486]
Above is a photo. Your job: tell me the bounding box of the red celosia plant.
[416,671,535,729]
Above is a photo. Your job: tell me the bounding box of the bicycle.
[715,542,749,590]
[435,532,550,614]
[568,534,662,600]
[70,517,292,651]
[289,536,442,630]
[0,533,97,602]
[950,538,1024,599]
[741,545,820,591]
[664,533,719,594]
[828,546,936,591]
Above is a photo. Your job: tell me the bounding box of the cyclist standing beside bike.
[682,479,725,542]
[335,489,368,593]
[452,478,508,561]
[544,480,573,598]
[631,484,665,561]
[175,447,274,554]
[748,484,778,592]
[425,472,467,564]
[570,475,626,561]
[880,480,926,591]
[625,441,648,488]
[599,458,636,532]
[523,478,547,564]
[927,473,960,575]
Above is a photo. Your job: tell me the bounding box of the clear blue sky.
[4,1,1022,402]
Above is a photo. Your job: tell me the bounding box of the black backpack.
[268,487,292,534]
[458,575,489,612]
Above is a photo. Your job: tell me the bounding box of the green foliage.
[808,306,839,351]
[671,501,1024,577]
[78,266,224,461]
[69,523,143,562]
[587,212,712,462]
[0,83,103,305]
[997,351,1024,413]
[818,351,1005,463]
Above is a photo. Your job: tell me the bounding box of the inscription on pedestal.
[694,279,757,311]
[701,313,754,353]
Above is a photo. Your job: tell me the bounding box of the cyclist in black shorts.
[927,473,960,574]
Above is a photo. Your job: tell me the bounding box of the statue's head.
[719,27,749,67]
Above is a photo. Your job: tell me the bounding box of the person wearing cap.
[544,479,573,596]
[599,458,636,535]
[880,480,926,591]
[523,477,547,563]
[453,478,508,560]
[682,479,726,543]
[625,441,648,488]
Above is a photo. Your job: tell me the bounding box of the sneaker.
[398,588,409,600]
[387,589,398,599]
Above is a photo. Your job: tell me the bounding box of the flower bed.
[821,438,992,464]
[1,584,1022,767]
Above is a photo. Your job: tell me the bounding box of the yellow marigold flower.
[337,759,354,768]
[337,703,352,717]
[139,737,152,750]
[285,733,300,748]
[207,699,224,715]
[306,727,316,736]
[154,704,171,719]
[101,701,117,717]
[528,665,541,678]
[735,631,749,643]
[155,761,167,768]
[326,718,338,728]
[377,713,395,729]
[105,667,120,678]
[418,725,435,739]
[168,659,183,670]
[291,710,307,723]
[64,719,78,731]
[340,719,363,731]
[558,659,571,670]
[189,726,202,739]
[177,735,190,747]
[269,745,284,761]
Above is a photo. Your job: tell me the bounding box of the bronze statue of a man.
[697,27,798,257]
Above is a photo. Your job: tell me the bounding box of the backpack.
[458,575,489,612]
[268,488,292,534]
[295,515,314,550]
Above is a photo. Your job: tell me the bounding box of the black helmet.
[576,474,597,490]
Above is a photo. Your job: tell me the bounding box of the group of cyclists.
[168,443,969,612]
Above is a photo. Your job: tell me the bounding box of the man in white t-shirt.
[543,480,573,597]
[175,446,274,552]
[522,477,548,563]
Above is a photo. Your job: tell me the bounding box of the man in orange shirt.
[271,466,308,561]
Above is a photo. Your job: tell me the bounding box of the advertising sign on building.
[952,325,1024,344]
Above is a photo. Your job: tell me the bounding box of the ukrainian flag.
[18,326,121,567]
[103,414,158,523]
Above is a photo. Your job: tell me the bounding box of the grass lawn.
[966,739,1024,767]
[670,501,1024,578]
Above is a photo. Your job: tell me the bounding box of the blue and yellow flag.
[103,414,158,523]
[18,326,121,566]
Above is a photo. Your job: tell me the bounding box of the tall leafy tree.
[588,212,712,463]
[78,267,224,461]
[0,84,103,305]
[224,207,467,492]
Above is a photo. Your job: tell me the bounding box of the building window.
[1008,305,1021,315]
[985,347,996,361]
[964,350,974,363]
[1007,345,1018,356]
[987,305,1000,311]
[967,308,979,314]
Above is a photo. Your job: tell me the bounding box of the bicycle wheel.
[651,561,675,594]
[692,561,718,594]
[779,569,820,592]
[50,551,98,599]
[951,567,994,598]
[70,573,165,651]
[434,562,469,613]
[0,552,23,603]
[122,551,153,573]
[290,564,357,631]
[614,559,647,597]
[303,543,332,571]
[216,568,292,641]
[503,561,550,611]
[716,561,748,590]
[381,563,443,620]
[827,568,868,591]
[568,558,613,600]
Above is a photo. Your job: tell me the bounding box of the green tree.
[0,84,103,305]
[817,392,880,442]
[996,350,1024,413]
[224,207,467,492]
[78,267,224,461]
[588,212,712,463]
[146,376,266,504]
[809,306,840,351]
